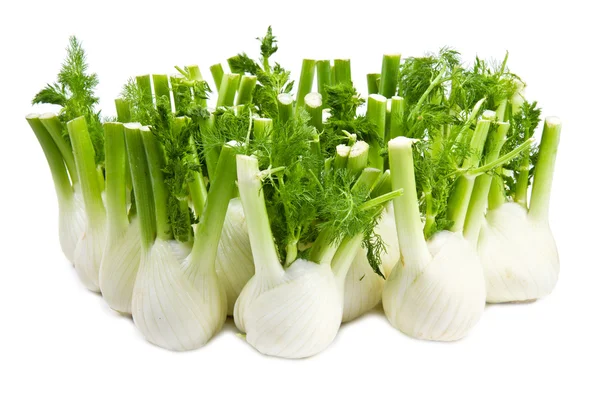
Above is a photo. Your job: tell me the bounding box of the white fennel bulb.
[126,126,235,351]
[383,230,485,341]
[383,135,488,341]
[477,117,561,303]
[342,203,398,322]
[479,203,558,302]
[215,198,254,315]
[99,121,142,314]
[68,117,107,292]
[133,239,226,351]
[100,217,141,313]
[244,259,343,358]
[234,155,367,358]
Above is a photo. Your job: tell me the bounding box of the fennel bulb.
[215,198,254,315]
[133,238,226,350]
[342,204,398,322]
[234,154,373,358]
[243,258,345,358]
[126,125,234,350]
[477,117,561,302]
[100,217,141,313]
[382,136,486,341]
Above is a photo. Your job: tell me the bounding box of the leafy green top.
[32,36,104,164]
[121,77,204,242]
[227,27,294,119]
[394,50,527,238]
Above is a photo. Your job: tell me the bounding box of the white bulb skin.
[98,217,142,314]
[342,204,399,322]
[132,239,226,351]
[72,214,107,292]
[234,269,285,334]
[58,184,86,263]
[382,231,486,341]
[478,202,559,303]
[242,259,343,359]
[215,199,255,315]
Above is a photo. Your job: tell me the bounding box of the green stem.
[388,137,431,271]
[333,59,352,85]
[371,169,391,198]
[353,167,382,194]
[346,141,369,176]
[67,117,105,221]
[495,99,508,122]
[253,117,273,139]
[513,105,532,207]
[172,117,192,242]
[367,73,381,95]
[468,138,534,176]
[140,126,172,240]
[170,75,187,112]
[389,96,406,139]
[152,74,172,110]
[104,122,129,236]
[528,117,561,222]
[488,171,506,210]
[210,63,224,91]
[464,122,509,244]
[284,241,298,268]
[124,123,156,249]
[379,54,401,98]
[236,155,284,279]
[136,75,153,105]
[514,158,530,208]
[199,114,219,182]
[366,94,387,170]
[316,60,332,103]
[309,227,339,266]
[236,75,257,105]
[188,138,207,218]
[216,73,240,107]
[304,93,323,131]
[187,65,202,80]
[447,117,492,233]
[277,93,293,124]
[189,144,237,273]
[295,59,316,109]
[423,189,436,238]
[26,114,73,201]
[331,234,364,281]
[39,113,78,184]
[358,189,402,211]
[334,144,350,169]
[114,98,132,123]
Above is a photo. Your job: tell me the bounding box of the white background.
[1,0,598,399]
